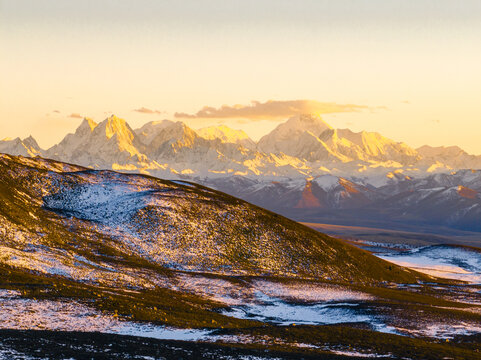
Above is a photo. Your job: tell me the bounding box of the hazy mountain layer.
[204,170,481,232]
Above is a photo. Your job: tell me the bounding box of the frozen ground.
[1,280,480,343]
[378,245,481,283]
[252,280,374,303]
[221,291,389,331]
[0,290,210,341]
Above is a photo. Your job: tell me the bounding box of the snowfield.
[379,245,481,283]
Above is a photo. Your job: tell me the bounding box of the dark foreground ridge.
[0,329,480,360]
[0,329,325,360]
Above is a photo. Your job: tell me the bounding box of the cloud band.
[174,100,368,120]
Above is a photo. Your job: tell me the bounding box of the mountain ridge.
[3,113,480,181]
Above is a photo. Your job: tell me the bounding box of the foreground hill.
[0,153,418,284]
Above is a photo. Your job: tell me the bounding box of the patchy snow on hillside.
[173,274,253,306]
[253,280,374,303]
[43,181,156,225]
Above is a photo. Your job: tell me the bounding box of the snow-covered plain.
[221,291,382,328]
[378,245,481,283]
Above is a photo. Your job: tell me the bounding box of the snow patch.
[379,245,481,283]
[0,292,210,341]
[171,180,195,188]
[254,280,374,302]
[221,292,391,333]
[330,350,391,358]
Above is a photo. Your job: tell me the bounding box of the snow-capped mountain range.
[2,113,481,232]
[3,113,480,180]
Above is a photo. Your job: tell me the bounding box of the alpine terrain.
[0,154,480,359]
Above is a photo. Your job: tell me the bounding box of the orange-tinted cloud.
[174,100,369,120]
[133,107,163,115]
[69,113,82,118]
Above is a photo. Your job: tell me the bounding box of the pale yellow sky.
[1,0,480,153]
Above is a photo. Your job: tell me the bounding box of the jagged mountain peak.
[278,113,332,136]
[83,117,98,131]
[46,115,145,167]
[22,135,41,151]
[135,120,177,145]
[257,114,332,156]
[96,115,135,140]
[23,135,37,143]
[148,120,198,149]
[0,135,43,157]
[74,118,98,135]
